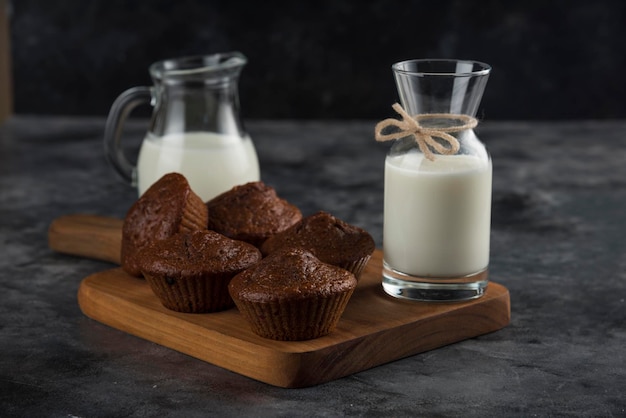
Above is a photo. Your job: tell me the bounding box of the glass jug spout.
[148,52,249,137]
[392,59,491,118]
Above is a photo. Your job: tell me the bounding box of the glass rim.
[392,58,491,77]
[149,52,247,79]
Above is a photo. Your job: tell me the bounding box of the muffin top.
[138,230,262,278]
[121,173,208,276]
[229,248,357,303]
[259,211,375,265]
[206,181,302,246]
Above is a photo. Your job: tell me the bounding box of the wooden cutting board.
[49,214,511,388]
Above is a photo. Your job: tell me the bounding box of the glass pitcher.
[103,52,260,202]
[376,59,492,301]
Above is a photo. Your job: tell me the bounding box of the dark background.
[8,0,626,120]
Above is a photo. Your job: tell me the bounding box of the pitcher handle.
[103,86,154,186]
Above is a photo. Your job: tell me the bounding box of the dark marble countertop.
[1,116,624,417]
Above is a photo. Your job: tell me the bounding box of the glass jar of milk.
[377,59,492,302]
[104,52,260,202]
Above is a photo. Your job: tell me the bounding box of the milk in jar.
[137,131,260,202]
[383,150,492,278]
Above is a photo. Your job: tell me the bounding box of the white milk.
[383,151,492,278]
[137,132,260,201]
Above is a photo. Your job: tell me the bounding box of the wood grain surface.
[49,214,511,388]
[48,214,123,264]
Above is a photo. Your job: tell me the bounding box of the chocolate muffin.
[228,247,357,341]
[138,230,262,313]
[206,181,302,247]
[121,172,208,277]
[260,211,375,279]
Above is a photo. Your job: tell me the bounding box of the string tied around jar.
[374,103,478,161]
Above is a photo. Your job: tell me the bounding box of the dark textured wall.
[9,0,626,120]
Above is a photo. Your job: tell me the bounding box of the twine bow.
[375,103,478,161]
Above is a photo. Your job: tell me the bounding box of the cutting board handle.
[48,214,123,264]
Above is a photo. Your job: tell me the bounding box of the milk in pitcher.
[137,132,260,201]
[383,150,492,278]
